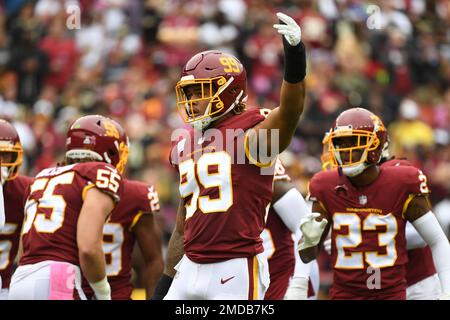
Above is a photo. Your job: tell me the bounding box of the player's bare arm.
[77,187,114,300]
[165,201,186,277]
[404,194,450,299]
[134,213,164,299]
[152,201,185,299]
[298,201,330,263]
[272,179,296,203]
[248,12,306,158]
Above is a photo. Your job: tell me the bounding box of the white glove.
[273,12,302,46]
[323,238,331,255]
[299,212,328,250]
[89,277,111,300]
[284,276,308,300]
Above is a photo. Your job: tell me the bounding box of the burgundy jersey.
[264,159,295,300]
[406,247,436,286]
[20,162,123,267]
[309,165,430,298]
[0,175,33,288]
[170,108,275,263]
[82,179,160,300]
[380,158,437,286]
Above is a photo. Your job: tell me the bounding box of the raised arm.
[247,12,307,162]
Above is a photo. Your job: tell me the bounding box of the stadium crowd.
[1,0,449,298]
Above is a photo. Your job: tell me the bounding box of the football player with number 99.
[153,12,307,300]
[9,115,128,300]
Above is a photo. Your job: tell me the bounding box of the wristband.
[151,274,173,300]
[283,38,306,83]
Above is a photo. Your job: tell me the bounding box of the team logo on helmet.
[66,115,129,173]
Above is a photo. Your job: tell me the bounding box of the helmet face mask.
[324,108,387,176]
[176,50,247,130]
[329,130,379,168]
[176,76,228,123]
[0,120,23,181]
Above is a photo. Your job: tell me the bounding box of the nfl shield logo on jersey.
[359,195,367,205]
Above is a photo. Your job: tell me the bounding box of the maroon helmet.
[175,50,247,129]
[326,108,388,173]
[66,115,129,173]
[0,119,23,181]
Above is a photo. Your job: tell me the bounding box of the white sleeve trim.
[272,188,309,234]
[412,211,450,294]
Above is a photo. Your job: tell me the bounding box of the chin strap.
[341,162,370,177]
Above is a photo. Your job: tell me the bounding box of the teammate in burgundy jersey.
[0,120,32,299]
[380,158,440,299]
[9,115,129,300]
[321,142,440,299]
[263,158,318,300]
[82,179,163,299]
[154,12,307,300]
[299,108,450,300]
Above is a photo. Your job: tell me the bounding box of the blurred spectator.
[388,98,435,157]
[8,28,49,106]
[198,10,239,54]
[141,0,163,45]
[1,0,449,300]
[39,17,78,90]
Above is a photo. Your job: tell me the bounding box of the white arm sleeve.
[272,188,309,234]
[405,221,427,250]
[412,211,450,294]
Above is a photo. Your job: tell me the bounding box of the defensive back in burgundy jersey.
[20,162,123,267]
[82,179,160,299]
[170,108,275,263]
[309,165,430,297]
[0,175,33,288]
[263,158,295,300]
[380,158,437,286]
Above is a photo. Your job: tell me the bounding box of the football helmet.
[320,130,333,171]
[326,108,388,177]
[0,119,23,181]
[66,115,129,173]
[175,50,247,130]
